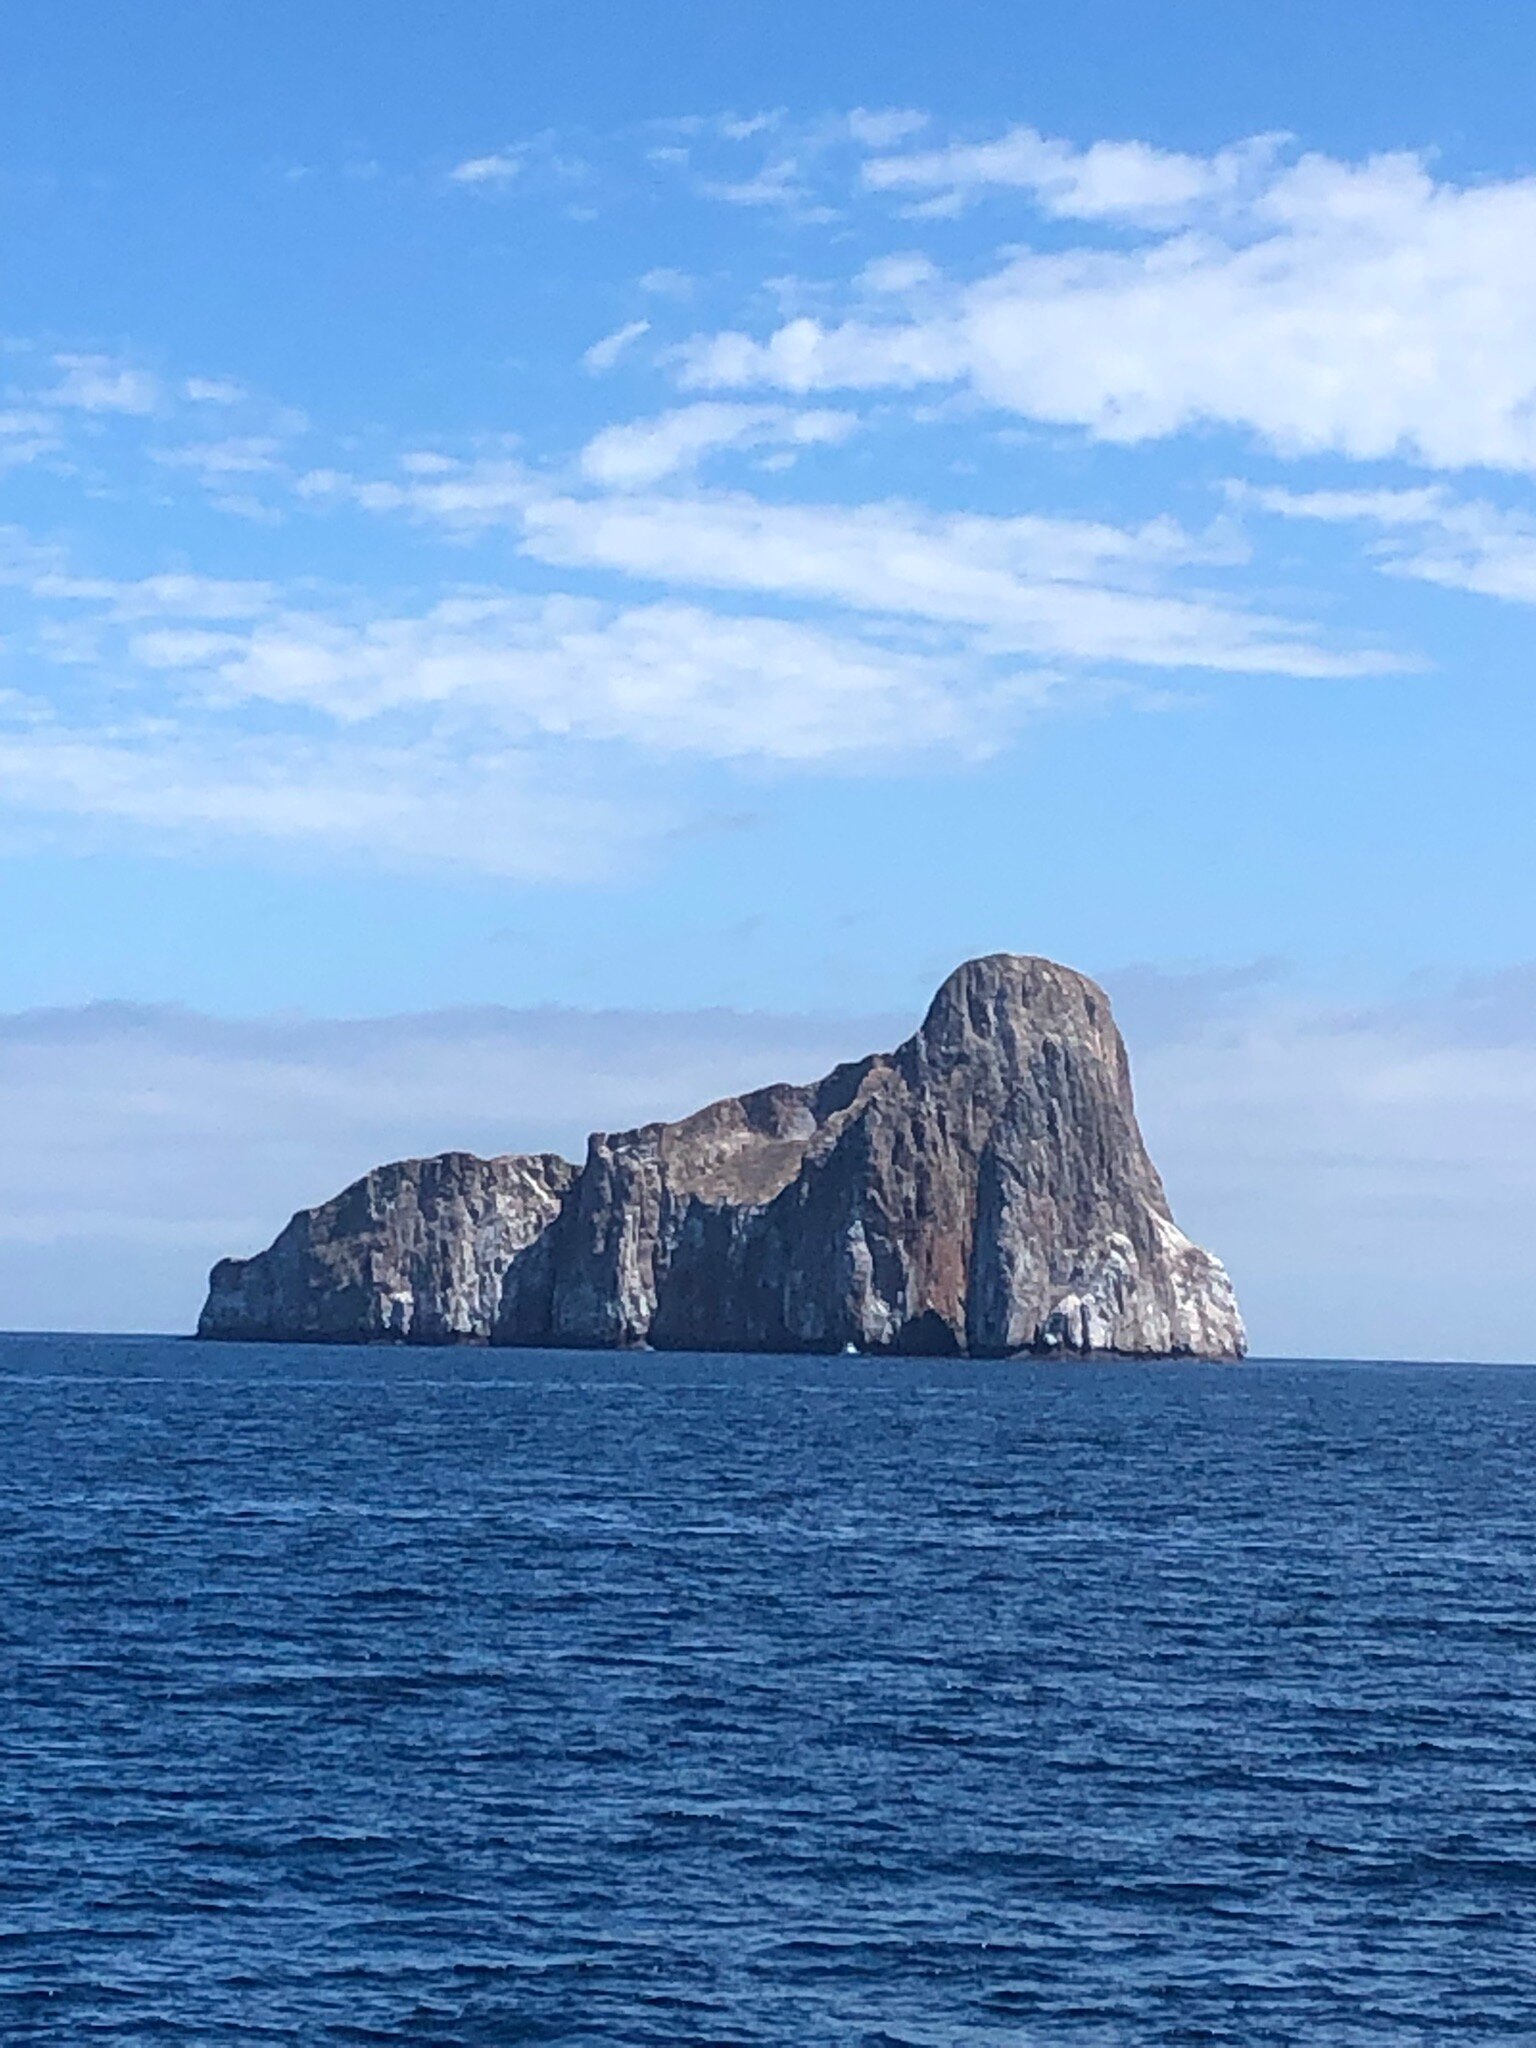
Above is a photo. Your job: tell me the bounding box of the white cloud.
[292,451,1390,679]
[680,142,1536,473]
[126,592,1040,763]
[31,568,276,620]
[863,125,1282,221]
[449,152,521,185]
[152,437,284,476]
[47,353,160,414]
[846,107,929,149]
[582,318,651,372]
[701,158,810,209]
[208,492,284,526]
[859,253,940,294]
[0,721,641,879]
[183,376,248,404]
[680,313,964,395]
[717,112,783,142]
[518,487,1390,676]
[295,457,533,526]
[640,267,695,297]
[0,409,57,466]
[1235,483,1449,527]
[579,401,857,487]
[1237,481,1536,603]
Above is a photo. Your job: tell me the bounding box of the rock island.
[199,954,1245,1358]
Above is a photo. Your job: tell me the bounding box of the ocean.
[3,1333,1534,2044]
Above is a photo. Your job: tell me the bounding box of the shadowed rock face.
[199,956,1246,1359]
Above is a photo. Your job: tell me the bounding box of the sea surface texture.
[4,1336,1534,2045]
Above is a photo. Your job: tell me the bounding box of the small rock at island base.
[198,954,1246,1359]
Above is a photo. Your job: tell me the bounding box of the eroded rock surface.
[199,956,1246,1358]
[198,1151,574,1344]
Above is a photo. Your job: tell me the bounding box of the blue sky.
[3,2,1536,1352]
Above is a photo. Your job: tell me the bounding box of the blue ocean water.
[3,1336,1536,2044]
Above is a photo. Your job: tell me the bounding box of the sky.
[2,0,1535,1357]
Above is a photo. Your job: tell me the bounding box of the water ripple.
[3,1336,1535,2042]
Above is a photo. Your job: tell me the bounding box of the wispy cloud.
[295,456,533,525]
[276,437,1394,685]
[183,376,248,405]
[448,151,521,185]
[0,719,647,879]
[0,409,58,467]
[1235,481,1536,603]
[516,487,1390,677]
[151,436,285,478]
[582,318,651,372]
[846,108,929,149]
[701,158,809,209]
[858,253,941,295]
[579,401,857,487]
[47,353,160,415]
[126,592,1046,764]
[639,267,695,298]
[284,438,1388,681]
[30,568,276,621]
[862,125,1283,221]
[716,112,784,142]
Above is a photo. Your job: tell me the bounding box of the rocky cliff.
[199,1150,574,1345]
[198,955,1245,1358]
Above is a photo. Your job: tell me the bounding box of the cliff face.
[199,955,1245,1359]
[198,1151,575,1345]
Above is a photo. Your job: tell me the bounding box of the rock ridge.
[198,955,1246,1359]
